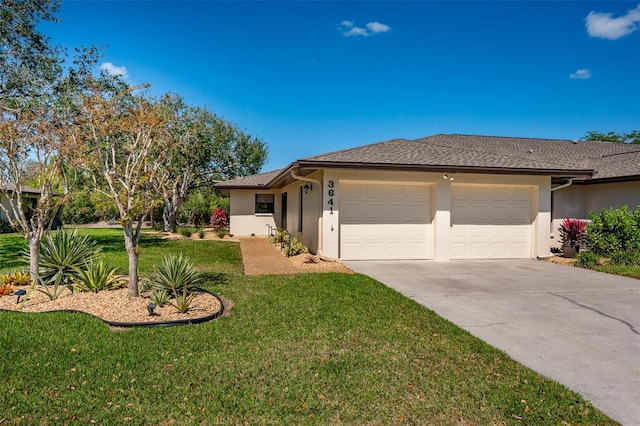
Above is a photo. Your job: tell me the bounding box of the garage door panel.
[340,182,432,260]
[451,185,532,259]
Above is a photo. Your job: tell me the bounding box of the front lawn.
[0,230,617,424]
[593,263,640,279]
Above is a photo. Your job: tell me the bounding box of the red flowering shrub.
[210,208,228,230]
[559,217,587,248]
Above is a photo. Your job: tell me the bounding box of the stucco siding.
[550,181,639,247]
[586,181,640,213]
[320,169,550,260]
[228,190,278,236]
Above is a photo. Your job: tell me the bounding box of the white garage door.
[340,182,432,260]
[451,185,533,259]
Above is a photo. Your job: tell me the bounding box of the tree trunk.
[123,224,139,297]
[28,237,39,280]
[162,204,179,233]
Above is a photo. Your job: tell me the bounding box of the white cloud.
[367,21,391,34]
[569,69,591,79]
[339,20,391,37]
[585,3,640,40]
[344,26,370,37]
[99,62,128,78]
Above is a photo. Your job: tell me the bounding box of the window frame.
[255,193,275,214]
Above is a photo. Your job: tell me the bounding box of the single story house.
[215,134,640,261]
[0,183,41,224]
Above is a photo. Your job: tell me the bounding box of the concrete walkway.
[239,237,299,275]
[344,259,640,425]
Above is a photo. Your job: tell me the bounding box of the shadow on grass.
[86,231,172,253]
[200,272,233,287]
[0,233,28,272]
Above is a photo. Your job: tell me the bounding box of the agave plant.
[74,259,126,293]
[146,254,201,313]
[38,230,101,287]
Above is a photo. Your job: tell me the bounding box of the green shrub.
[149,289,171,307]
[283,234,309,257]
[216,229,226,239]
[146,254,202,313]
[269,228,289,244]
[574,252,600,269]
[586,205,640,256]
[198,229,206,239]
[38,230,101,287]
[62,191,99,224]
[74,259,125,293]
[178,227,193,238]
[609,250,640,266]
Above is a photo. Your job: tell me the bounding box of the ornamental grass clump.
[146,254,202,313]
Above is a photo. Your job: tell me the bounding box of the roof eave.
[295,160,594,178]
[575,174,640,185]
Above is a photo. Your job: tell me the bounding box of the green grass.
[0,230,619,424]
[594,263,640,279]
[0,229,242,278]
[0,232,28,273]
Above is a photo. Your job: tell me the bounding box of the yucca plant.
[33,274,69,301]
[146,254,201,313]
[38,230,101,287]
[149,289,171,307]
[74,259,126,293]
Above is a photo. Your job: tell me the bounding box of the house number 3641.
[327,180,335,214]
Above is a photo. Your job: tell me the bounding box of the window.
[255,194,274,214]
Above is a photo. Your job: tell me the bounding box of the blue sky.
[43,1,640,171]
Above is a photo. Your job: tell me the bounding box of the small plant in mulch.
[178,227,193,238]
[303,254,319,264]
[146,254,202,313]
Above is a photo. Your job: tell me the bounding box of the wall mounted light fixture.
[443,173,455,181]
[303,183,312,194]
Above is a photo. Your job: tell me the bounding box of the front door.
[281,192,287,229]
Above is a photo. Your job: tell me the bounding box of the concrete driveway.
[344,259,640,425]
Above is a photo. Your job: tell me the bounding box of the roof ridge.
[442,133,578,143]
[598,149,640,158]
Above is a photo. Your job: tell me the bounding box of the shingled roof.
[215,168,283,189]
[216,134,640,190]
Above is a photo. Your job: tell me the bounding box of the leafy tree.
[71,78,168,297]
[581,130,640,144]
[0,0,95,277]
[153,95,267,232]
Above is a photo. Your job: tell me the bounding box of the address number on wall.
[327,180,335,214]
